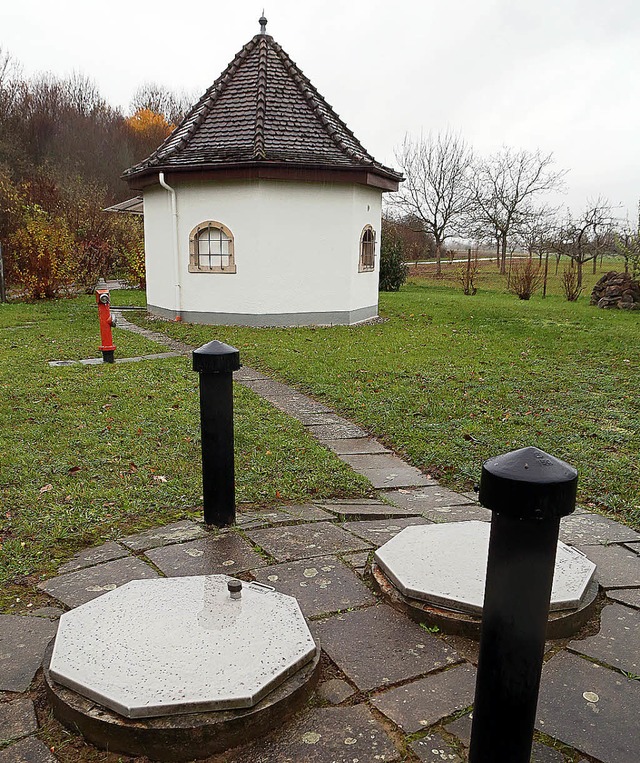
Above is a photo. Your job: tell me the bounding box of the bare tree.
[550,198,615,287]
[515,206,557,260]
[0,48,21,120]
[469,147,566,274]
[392,130,473,274]
[614,201,640,278]
[130,82,196,126]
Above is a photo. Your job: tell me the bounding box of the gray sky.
[2,0,639,219]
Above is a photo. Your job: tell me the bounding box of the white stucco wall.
[143,178,382,325]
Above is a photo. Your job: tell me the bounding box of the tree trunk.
[577,259,583,288]
[500,236,507,275]
[435,241,442,275]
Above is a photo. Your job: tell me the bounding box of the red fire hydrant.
[96,287,117,363]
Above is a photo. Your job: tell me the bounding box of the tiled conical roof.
[123,29,401,185]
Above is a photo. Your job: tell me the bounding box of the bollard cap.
[193,341,241,373]
[479,446,577,520]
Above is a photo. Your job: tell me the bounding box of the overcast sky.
[2,0,639,219]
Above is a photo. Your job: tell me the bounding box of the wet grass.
[136,269,640,531]
[0,296,370,600]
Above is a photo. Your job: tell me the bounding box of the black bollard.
[192,341,241,527]
[469,447,578,763]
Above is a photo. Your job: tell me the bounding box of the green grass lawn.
[136,270,640,531]
[0,296,370,604]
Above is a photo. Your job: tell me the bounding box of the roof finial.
[259,11,268,34]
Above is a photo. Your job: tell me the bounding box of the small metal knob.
[227,579,242,599]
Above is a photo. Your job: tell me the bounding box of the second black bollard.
[192,341,241,527]
[469,447,578,763]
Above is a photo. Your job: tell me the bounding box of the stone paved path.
[1,322,638,762]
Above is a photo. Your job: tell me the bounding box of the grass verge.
[0,296,370,601]
[135,271,639,530]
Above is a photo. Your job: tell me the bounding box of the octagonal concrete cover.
[374,521,596,616]
[49,575,317,718]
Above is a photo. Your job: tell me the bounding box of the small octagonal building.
[123,17,402,326]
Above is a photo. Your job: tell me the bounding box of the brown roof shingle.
[123,31,401,184]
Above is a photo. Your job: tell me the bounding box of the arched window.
[359,225,376,272]
[189,221,236,273]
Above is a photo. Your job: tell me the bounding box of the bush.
[561,266,582,301]
[509,258,543,300]
[379,229,408,292]
[7,205,78,298]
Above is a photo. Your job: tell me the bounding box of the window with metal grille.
[359,225,376,272]
[189,221,236,273]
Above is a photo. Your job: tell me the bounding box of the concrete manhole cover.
[49,575,317,718]
[374,521,596,616]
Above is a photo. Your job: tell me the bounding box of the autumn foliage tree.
[125,107,174,158]
[0,48,189,297]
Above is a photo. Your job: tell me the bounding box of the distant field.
[408,255,624,297]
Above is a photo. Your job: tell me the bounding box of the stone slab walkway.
[3,320,638,762]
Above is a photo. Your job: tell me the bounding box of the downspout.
[158,171,182,320]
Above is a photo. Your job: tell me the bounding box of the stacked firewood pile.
[590,271,640,309]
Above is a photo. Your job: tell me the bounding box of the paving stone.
[322,437,390,455]
[252,555,376,617]
[245,522,371,562]
[607,588,640,609]
[343,517,432,546]
[529,745,566,763]
[423,503,493,523]
[38,556,158,608]
[314,606,459,691]
[320,501,421,520]
[341,550,371,569]
[57,540,129,573]
[322,498,388,505]
[444,713,564,761]
[0,698,38,742]
[28,608,63,619]
[410,732,462,762]
[0,615,57,692]
[234,508,294,530]
[622,541,639,553]
[0,737,57,763]
[233,366,270,382]
[146,533,266,576]
[235,506,333,528]
[306,421,369,440]
[445,712,472,745]
[273,397,332,416]
[317,678,356,705]
[575,543,640,588]
[371,663,476,732]
[280,504,335,522]
[384,487,477,512]
[228,704,400,762]
[298,412,354,426]
[569,602,639,673]
[119,520,206,551]
[340,454,434,489]
[537,650,640,763]
[559,513,639,545]
[240,378,301,401]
